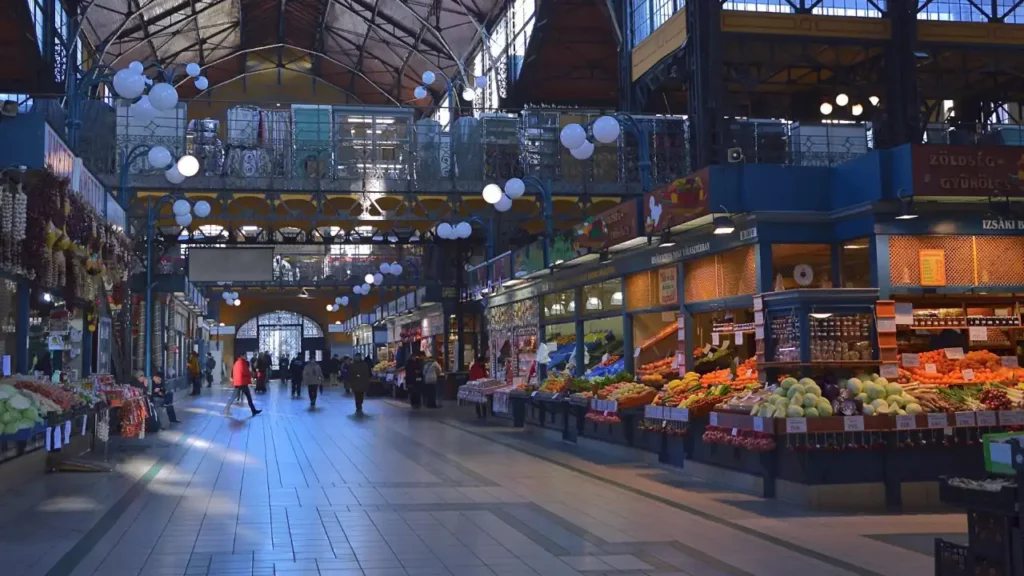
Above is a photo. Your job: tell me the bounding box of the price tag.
[53,429,62,450]
[944,348,965,360]
[895,415,917,430]
[731,428,738,436]
[80,415,87,436]
[880,364,899,379]
[969,326,988,342]
[877,318,896,333]
[712,332,720,346]
[709,412,719,426]
[645,405,656,418]
[677,317,685,328]
[531,391,538,397]
[785,418,807,434]
[634,347,641,358]
[755,326,765,340]
[677,408,689,421]
[925,363,937,374]
[745,369,754,378]
[902,353,920,367]
[735,331,744,345]
[927,413,948,428]
[753,417,765,432]
[671,355,679,369]
[1000,411,1024,426]
[677,328,685,341]
[753,297,763,312]
[754,311,764,324]
[955,412,977,427]
[977,411,998,426]
[843,416,865,432]
[962,368,975,382]
[1002,356,1020,368]
[64,421,71,443]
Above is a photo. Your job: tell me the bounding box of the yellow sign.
[919,250,947,287]
[918,21,1024,45]
[631,9,687,81]
[719,12,890,40]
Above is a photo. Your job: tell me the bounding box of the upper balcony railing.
[80,101,879,195]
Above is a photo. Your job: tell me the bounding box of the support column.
[754,242,774,294]
[574,287,585,377]
[617,0,635,112]
[15,280,29,374]
[622,277,634,374]
[81,310,93,377]
[878,0,920,148]
[685,0,726,169]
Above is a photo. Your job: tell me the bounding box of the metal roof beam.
[331,0,449,57]
[350,0,379,93]
[188,0,206,65]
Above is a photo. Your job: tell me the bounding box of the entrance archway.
[234,311,326,371]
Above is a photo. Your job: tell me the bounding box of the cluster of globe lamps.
[111,61,208,183]
[343,262,404,299]
[221,291,241,307]
[412,71,488,102]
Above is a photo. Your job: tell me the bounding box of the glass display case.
[760,289,882,368]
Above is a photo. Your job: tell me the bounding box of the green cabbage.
[0,411,18,424]
[21,408,38,421]
[15,420,33,431]
[2,422,19,435]
[8,395,30,410]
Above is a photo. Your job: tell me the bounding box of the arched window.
[235,311,326,367]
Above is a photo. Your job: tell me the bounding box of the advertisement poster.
[659,266,679,305]
[645,168,710,233]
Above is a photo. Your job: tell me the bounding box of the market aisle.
[3,386,958,576]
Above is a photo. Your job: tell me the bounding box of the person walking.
[302,357,324,408]
[349,352,370,414]
[341,356,352,394]
[423,355,443,408]
[327,354,340,388]
[226,353,262,417]
[289,356,305,398]
[405,350,424,409]
[188,351,202,396]
[205,352,216,388]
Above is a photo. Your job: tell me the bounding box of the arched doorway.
[234,311,326,372]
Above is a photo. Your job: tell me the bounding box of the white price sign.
[754,311,764,324]
[977,411,998,426]
[925,363,937,374]
[895,415,917,430]
[901,353,920,367]
[843,416,865,432]
[954,412,977,427]
[753,417,765,433]
[962,368,975,382]
[709,412,719,426]
[712,332,720,346]
[1002,356,1020,368]
[755,326,765,340]
[877,318,896,333]
[735,331,744,345]
[785,418,808,434]
[927,413,948,428]
[969,327,988,342]
[634,347,642,358]
[944,348,965,360]
[880,364,899,379]
[672,408,689,422]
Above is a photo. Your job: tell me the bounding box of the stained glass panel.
[237,318,258,339]
[302,318,323,338]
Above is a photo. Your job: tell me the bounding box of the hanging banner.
[513,240,545,276]
[911,145,1024,197]
[919,249,947,286]
[644,168,709,233]
[659,266,679,305]
[573,200,639,252]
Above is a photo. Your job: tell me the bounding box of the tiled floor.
[0,383,964,576]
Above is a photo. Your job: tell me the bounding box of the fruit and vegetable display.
[637,356,675,386]
[651,372,701,406]
[555,334,575,347]
[595,382,657,409]
[693,345,733,371]
[898,349,1024,386]
[373,360,395,374]
[748,375,912,418]
[0,384,45,436]
[584,357,625,379]
[584,332,613,347]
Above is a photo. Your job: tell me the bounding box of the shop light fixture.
[809,312,833,319]
[844,244,868,250]
[611,291,623,305]
[42,292,52,302]
[554,259,564,265]
[895,189,918,220]
[820,102,833,115]
[835,93,849,107]
[869,95,880,106]
[713,214,736,235]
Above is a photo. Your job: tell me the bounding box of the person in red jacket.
[226,353,262,417]
[469,356,488,381]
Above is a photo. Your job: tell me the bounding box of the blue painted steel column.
[754,242,773,294]
[144,198,154,389]
[831,242,843,288]
[621,276,634,375]
[873,235,891,299]
[15,280,29,374]
[679,263,694,374]
[573,287,585,377]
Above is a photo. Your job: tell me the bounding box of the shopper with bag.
[205,352,216,388]
[405,350,425,409]
[188,351,202,396]
[302,358,324,408]
[227,353,262,417]
[423,355,443,408]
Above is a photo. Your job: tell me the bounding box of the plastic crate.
[936,539,968,576]
[969,510,1015,566]
[941,477,1019,515]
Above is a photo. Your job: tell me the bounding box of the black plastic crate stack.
[936,440,1024,576]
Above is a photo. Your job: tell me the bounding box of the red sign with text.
[911,145,1024,197]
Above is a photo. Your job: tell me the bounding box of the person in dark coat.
[349,353,371,414]
[151,371,180,423]
[289,356,305,398]
[405,350,425,409]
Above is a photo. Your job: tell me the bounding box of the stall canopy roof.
[80,0,502,104]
